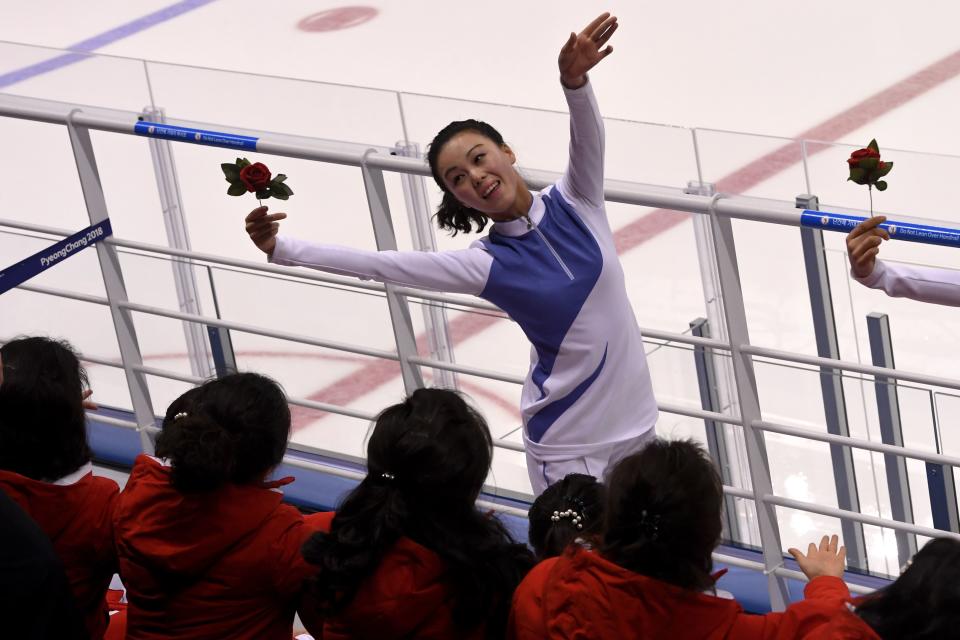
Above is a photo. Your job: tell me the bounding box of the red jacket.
[114,454,329,640]
[0,466,119,640]
[305,519,486,640]
[508,556,558,640]
[798,608,881,639]
[543,547,854,639]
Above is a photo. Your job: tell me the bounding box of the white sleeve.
[556,80,605,210]
[268,235,492,295]
[855,260,960,306]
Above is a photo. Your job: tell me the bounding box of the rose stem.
[868,185,873,217]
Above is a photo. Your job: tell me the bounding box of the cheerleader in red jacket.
[541,438,855,639]
[508,473,605,640]
[0,337,120,640]
[301,388,535,639]
[803,537,960,640]
[113,373,328,640]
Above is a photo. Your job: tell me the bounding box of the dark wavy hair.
[154,372,290,493]
[426,119,506,235]
[0,337,91,481]
[528,473,605,560]
[855,537,960,638]
[302,388,534,638]
[601,438,723,592]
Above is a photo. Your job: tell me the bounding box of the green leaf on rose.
[875,180,888,191]
[859,157,879,171]
[849,167,866,183]
[221,163,241,180]
[876,162,893,178]
[868,139,879,153]
[255,189,271,200]
[227,182,247,196]
[274,174,287,183]
[271,180,291,195]
[272,188,289,201]
[236,157,251,169]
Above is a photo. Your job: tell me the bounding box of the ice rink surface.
[4,1,960,574]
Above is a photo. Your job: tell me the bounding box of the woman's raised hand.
[245,206,287,255]
[846,215,889,279]
[558,12,619,89]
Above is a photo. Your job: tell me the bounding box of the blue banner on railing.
[800,210,960,248]
[0,219,113,295]
[134,121,258,150]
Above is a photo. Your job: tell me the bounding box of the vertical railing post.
[866,312,918,565]
[67,112,157,453]
[707,195,790,610]
[688,180,755,544]
[928,395,959,532]
[142,107,214,380]
[796,193,868,570]
[690,317,741,542]
[395,142,457,389]
[361,151,423,393]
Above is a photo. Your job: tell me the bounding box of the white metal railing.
[4,86,960,610]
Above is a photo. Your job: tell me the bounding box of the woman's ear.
[501,143,517,165]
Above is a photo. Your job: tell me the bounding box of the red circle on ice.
[297,7,378,32]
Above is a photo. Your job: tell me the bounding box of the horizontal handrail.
[743,344,960,392]
[762,494,960,542]
[755,419,960,469]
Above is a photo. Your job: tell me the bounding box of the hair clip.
[551,509,584,530]
[381,472,396,481]
[639,508,662,540]
[174,412,188,420]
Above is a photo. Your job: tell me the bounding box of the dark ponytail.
[154,373,290,493]
[0,337,91,481]
[426,119,506,236]
[528,473,605,560]
[155,414,237,493]
[601,438,723,592]
[303,388,534,637]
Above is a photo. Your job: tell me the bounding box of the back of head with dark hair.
[303,388,534,638]
[855,537,960,639]
[601,438,723,592]
[426,119,506,235]
[0,337,91,480]
[528,473,605,560]
[154,372,290,493]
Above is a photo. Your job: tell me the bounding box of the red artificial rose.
[239,162,272,192]
[847,147,880,166]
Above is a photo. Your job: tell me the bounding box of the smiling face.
[436,130,528,221]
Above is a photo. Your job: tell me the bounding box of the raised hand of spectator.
[789,534,847,580]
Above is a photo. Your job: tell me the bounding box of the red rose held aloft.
[239,162,272,192]
[847,147,881,166]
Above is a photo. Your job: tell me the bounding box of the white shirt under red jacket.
[0,462,119,640]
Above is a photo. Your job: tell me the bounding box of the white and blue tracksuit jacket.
[270,81,658,464]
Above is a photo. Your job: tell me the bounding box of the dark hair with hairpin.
[528,473,605,560]
[303,388,534,638]
[602,438,723,591]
